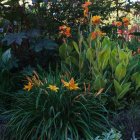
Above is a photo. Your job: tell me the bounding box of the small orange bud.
[91,32,97,40]
[84,7,89,17]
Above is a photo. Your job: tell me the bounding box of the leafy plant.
[5,72,109,140]
[59,25,140,110]
[0,30,59,71]
[0,48,18,70]
[95,129,122,140]
[2,33,27,46]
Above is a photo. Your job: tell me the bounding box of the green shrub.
[59,30,140,110]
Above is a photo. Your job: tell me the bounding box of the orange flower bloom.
[23,82,33,91]
[82,1,92,8]
[115,21,122,27]
[92,16,101,25]
[47,85,59,92]
[68,78,79,90]
[91,32,97,40]
[65,27,71,37]
[122,17,129,27]
[61,78,80,91]
[59,25,71,37]
[61,79,69,87]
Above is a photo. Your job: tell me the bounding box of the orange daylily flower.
[92,16,101,25]
[61,79,69,87]
[47,85,59,92]
[68,78,80,90]
[23,81,33,91]
[61,78,80,91]
[115,21,122,27]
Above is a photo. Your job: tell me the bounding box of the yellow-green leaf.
[115,63,126,82]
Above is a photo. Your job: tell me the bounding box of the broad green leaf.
[33,39,58,52]
[98,46,111,71]
[102,37,111,48]
[83,40,89,48]
[118,49,129,66]
[92,62,101,77]
[65,56,78,66]
[59,43,67,59]
[115,63,126,82]
[2,48,11,63]
[131,72,140,89]
[59,44,72,59]
[93,75,106,90]
[79,54,84,71]
[114,80,122,95]
[109,56,117,71]
[114,80,131,100]
[118,82,131,99]
[73,41,80,54]
[111,48,118,57]
[2,32,26,46]
[86,48,95,64]
[109,48,118,71]
[96,39,101,48]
